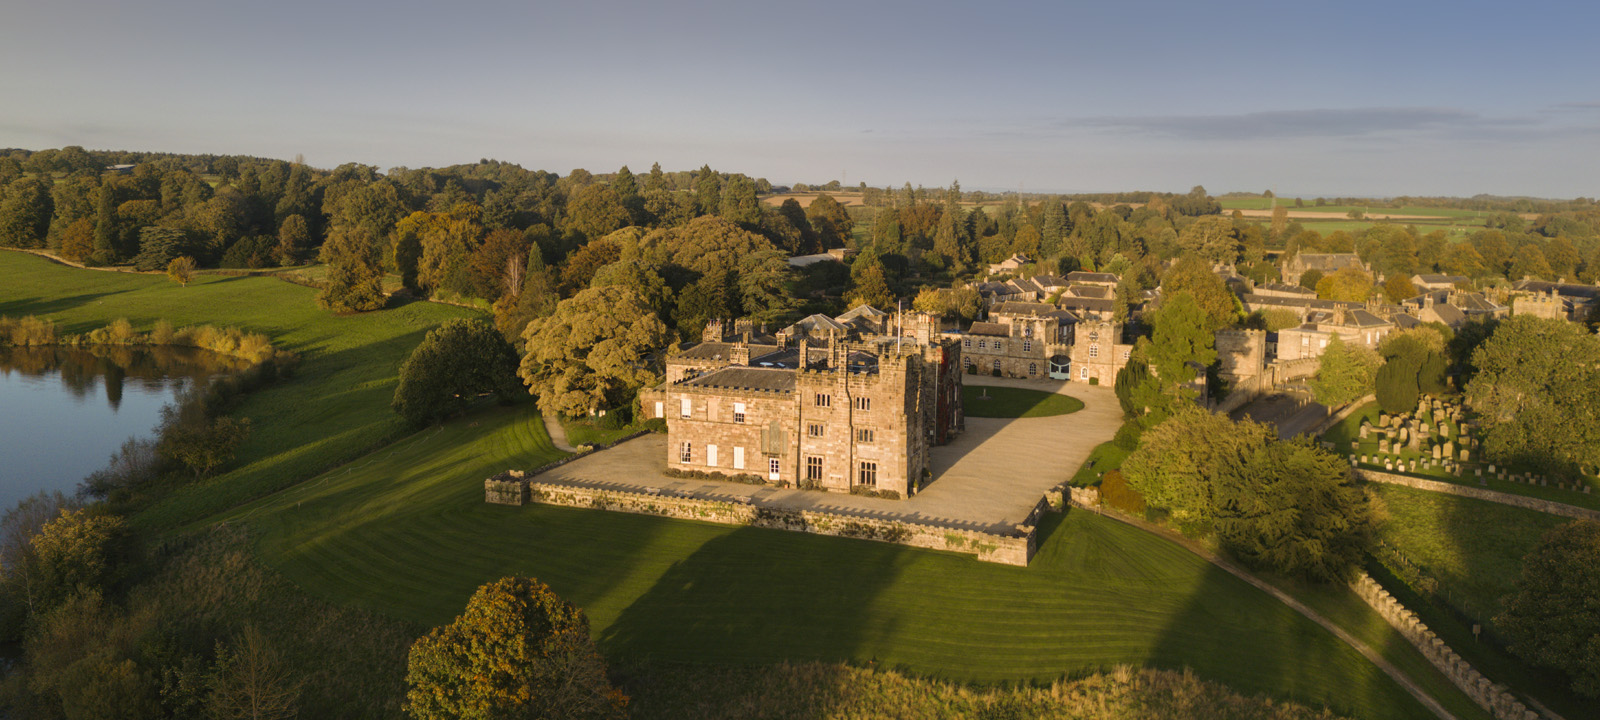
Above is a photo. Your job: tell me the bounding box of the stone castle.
[640,312,963,499]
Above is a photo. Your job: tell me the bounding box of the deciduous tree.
[166,256,196,287]
[393,318,522,427]
[1308,335,1380,407]
[405,577,626,720]
[317,227,387,313]
[1465,315,1600,474]
[1496,521,1600,698]
[518,285,669,416]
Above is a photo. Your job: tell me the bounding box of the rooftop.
[682,366,798,393]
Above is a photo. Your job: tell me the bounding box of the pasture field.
[0,250,477,530]
[230,402,1486,720]
[1221,197,1489,219]
[961,385,1085,418]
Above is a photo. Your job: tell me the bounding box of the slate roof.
[1514,280,1600,300]
[1065,271,1119,284]
[1240,293,1361,311]
[1033,274,1070,287]
[991,301,1059,316]
[966,322,1011,337]
[1256,283,1316,296]
[683,367,797,393]
[1065,284,1111,299]
[836,304,889,322]
[783,313,851,336]
[1056,296,1114,312]
[1414,274,1469,285]
[1291,253,1365,271]
[1428,303,1466,326]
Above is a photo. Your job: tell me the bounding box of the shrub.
[1112,422,1143,451]
[1089,376,1100,386]
[0,316,57,346]
[393,318,522,428]
[1099,470,1146,515]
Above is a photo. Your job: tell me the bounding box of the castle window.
[963,338,971,348]
[1089,344,1099,358]
[679,442,692,463]
[854,397,871,411]
[1023,340,1032,352]
[680,397,692,419]
[1080,366,1088,380]
[1028,363,1037,376]
[733,402,746,423]
[806,456,823,481]
[770,457,780,477]
[858,461,878,487]
[808,423,825,438]
[978,339,986,349]
[815,393,831,408]
[1121,349,1130,360]
[995,341,1004,351]
[992,359,1001,373]
[856,428,875,443]
[1024,326,1033,339]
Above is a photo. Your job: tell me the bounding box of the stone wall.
[1356,469,1600,522]
[486,477,1037,566]
[1350,573,1540,720]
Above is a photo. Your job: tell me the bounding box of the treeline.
[1286,221,1600,285]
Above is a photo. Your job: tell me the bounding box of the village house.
[947,301,1075,379]
[1281,252,1369,286]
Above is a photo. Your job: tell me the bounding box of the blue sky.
[3,0,1598,198]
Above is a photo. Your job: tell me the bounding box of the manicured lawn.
[961,385,1084,418]
[232,405,1446,720]
[562,417,654,447]
[0,250,478,530]
[1070,439,1131,487]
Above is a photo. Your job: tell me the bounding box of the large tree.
[1121,405,1272,524]
[804,194,853,249]
[1466,315,1600,474]
[405,577,627,720]
[393,318,522,427]
[317,226,387,313]
[1160,256,1237,332]
[1315,266,1374,302]
[565,185,631,241]
[0,176,53,248]
[1496,521,1600,699]
[518,285,669,416]
[1176,215,1237,264]
[1213,439,1372,582]
[1146,291,1217,401]
[1309,335,1381,407]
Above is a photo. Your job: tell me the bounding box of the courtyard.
[536,375,1122,532]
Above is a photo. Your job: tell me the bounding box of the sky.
[3,0,1598,198]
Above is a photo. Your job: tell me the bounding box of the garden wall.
[1355,469,1600,522]
[485,473,1037,566]
[1350,573,1539,720]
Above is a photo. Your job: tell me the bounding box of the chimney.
[797,338,809,370]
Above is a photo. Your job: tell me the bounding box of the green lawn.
[0,250,478,530]
[229,404,1454,720]
[961,385,1084,418]
[1071,439,1131,487]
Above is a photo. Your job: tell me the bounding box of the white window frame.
[1023,340,1032,352]
[1089,344,1099,358]
[679,441,692,463]
[680,397,692,419]
[654,401,664,419]
[733,446,745,470]
[769,457,780,481]
[707,444,719,467]
[733,402,746,423]
[1080,366,1089,380]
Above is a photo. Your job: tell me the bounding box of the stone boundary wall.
[1308,394,1376,436]
[486,476,1036,566]
[1350,573,1540,720]
[1357,469,1600,522]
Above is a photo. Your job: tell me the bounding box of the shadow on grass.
[597,526,908,671]
[0,290,126,319]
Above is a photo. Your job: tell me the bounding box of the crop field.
[0,250,477,529]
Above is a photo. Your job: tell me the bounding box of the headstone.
[1488,464,1496,473]
[1350,441,1359,451]
[1585,486,1592,495]
[1459,449,1470,462]
[1385,461,1394,471]
[1380,413,1390,427]
[1475,468,1482,477]
[1359,424,1370,439]
[1432,445,1442,460]
[1408,431,1421,452]
[1361,455,1369,464]
[1440,423,1451,439]
[1379,439,1391,454]
[1399,428,1409,444]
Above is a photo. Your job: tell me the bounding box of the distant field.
[1221,197,1488,219]
[231,403,1461,720]
[0,250,477,530]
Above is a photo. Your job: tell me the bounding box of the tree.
[494,249,558,343]
[29,508,126,613]
[519,285,669,416]
[1440,242,1486,279]
[1308,335,1380,407]
[1213,439,1372,582]
[718,174,761,226]
[773,198,817,254]
[557,239,623,296]
[1382,274,1418,303]
[393,318,522,427]
[694,165,721,216]
[1496,521,1600,698]
[804,194,853,249]
[1269,205,1289,239]
[166,256,196,287]
[92,180,119,263]
[1508,244,1553,281]
[1374,355,1420,415]
[158,416,251,477]
[274,214,310,266]
[409,205,484,297]
[131,226,197,271]
[60,217,95,262]
[405,577,626,720]
[206,625,303,720]
[1297,267,1324,291]
[1146,291,1216,400]
[468,228,530,302]
[1176,215,1237,264]
[1113,353,1163,425]
[565,185,631,241]
[317,226,387,313]
[1160,256,1237,332]
[1315,266,1374,302]
[0,176,53,248]
[1121,405,1271,523]
[737,250,799,323]
[846,258,894,309]
[1465,315,1600,474]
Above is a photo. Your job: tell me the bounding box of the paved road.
[534,375,1121,532]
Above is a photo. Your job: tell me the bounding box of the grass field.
[1220,198,1489,220]
[961,385,1084,418]
[0,250,477,530]
[225,403,1483,720]
[1071,439,1131,486]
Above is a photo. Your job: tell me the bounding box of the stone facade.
[1067,320,1133,386]
[1214,329,1267,383]
[948,301,1074,379]
[641,312,962,499]
[1280,252,1369,287]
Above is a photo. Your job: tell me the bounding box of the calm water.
[0,346,235,511]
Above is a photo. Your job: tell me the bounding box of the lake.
[0,346,236,512]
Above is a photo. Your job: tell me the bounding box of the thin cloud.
[1063,107,1492,141]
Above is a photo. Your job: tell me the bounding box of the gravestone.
[1379,439,1391,454]
[1459,448,1470,462]
[1440,422,1451,439]
[1359,424,1370,439]
[1432,445,1442,460]
[1399,427,1409,444]
[1380,413,1390,427]
[1408,431,1421,452]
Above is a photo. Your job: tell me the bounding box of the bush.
[1099,470,1146,515]
[392,318,522,428]
[0,315,57,346]
[1089,376,1100,386]
[1112,422,1143,451]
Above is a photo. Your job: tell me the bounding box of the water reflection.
[0,346,240,510]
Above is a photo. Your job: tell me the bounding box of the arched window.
[1028,362,1037,376]
[992,359,1001,373]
